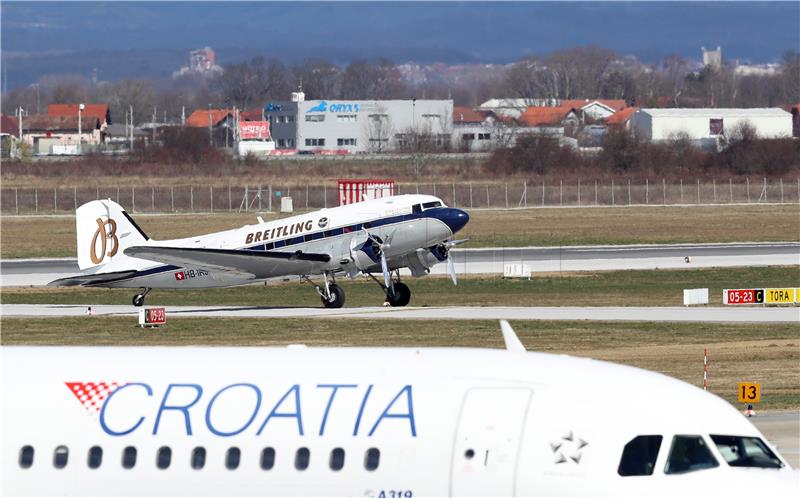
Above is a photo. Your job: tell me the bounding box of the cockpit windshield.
[664,435,719,474]
[422,201,443,209]
[710,435,784,469]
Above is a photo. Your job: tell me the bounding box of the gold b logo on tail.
[90,217,119,264]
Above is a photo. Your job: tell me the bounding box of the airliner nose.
[432,208,470,234]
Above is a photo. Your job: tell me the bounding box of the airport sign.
[737,382,761,403]
[723,288,764,305]
[139,307,166,327]
[723,288,799,305]
[764,288,796,304]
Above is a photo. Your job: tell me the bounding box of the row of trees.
[3,47,799,126]
[488,125,800,179]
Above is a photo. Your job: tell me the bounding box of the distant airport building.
[264,93,453,153]
[630,108,793,148]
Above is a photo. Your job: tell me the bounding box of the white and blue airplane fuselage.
[51,194,470,307]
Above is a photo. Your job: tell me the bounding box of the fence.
[2,178,799,215]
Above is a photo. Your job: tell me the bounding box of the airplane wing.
[48,270,141,287]
[124,246,332,279]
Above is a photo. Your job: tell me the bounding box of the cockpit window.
[88,446,103,469]
[53,445,69,469]
[710,435,783,469]
[422,201,442,209]
[664,435,719,474]
[19,445,34,469]
[618,435,662,476]
[412,204,422,213]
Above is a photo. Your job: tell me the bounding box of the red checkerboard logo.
[174,271,186,280]
[65,382,122,414]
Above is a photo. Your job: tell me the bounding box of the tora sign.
[239,121,270,140]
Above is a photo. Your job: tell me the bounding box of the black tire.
[387,282,411,307]
[322,283,346,309]
[132,294,145,307]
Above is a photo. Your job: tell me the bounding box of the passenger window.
[88,446,103,469]
[664,435,718,474]
[295,447,310,470]
[191,447,206,470]
[364,448,380,471]
[260,447,275,470]
[329,447,345,471]
[710,435,783,469]
[618,435,662,476]
[19,445,34,469]
[122,446,137,469]
[53,445,69,469]
[226,447,241,470]
[157,446,172,469]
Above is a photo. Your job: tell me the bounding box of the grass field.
[1,204,798,259]
[3,267,799,307]
[2,317,797,410]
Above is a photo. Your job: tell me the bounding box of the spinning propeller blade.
[447,255,457,286]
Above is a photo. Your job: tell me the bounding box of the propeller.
[436,238,469,286]
[362,229,396,291]
[447,255,457,286]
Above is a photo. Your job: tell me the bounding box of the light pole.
[78,103,85,154]
[207,104,212,146]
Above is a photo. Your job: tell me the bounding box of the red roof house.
[185,109,234,127]
[48,104,110,124]
[1,115,19,135]
[453,106,492,124]
[520,106,578,127]
[605,107,638,126]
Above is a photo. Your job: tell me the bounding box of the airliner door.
[450,387,533,496]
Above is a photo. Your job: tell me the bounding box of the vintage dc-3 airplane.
[50,195,469,308]
[2,322,797,496]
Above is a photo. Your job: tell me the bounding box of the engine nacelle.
[400,246,446,277]
[349,236,382,271]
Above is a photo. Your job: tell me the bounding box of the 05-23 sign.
[737,382,761,403]
[724,289,764,305]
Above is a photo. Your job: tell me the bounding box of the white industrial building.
[630,108,793,146]
[266,93,453,154]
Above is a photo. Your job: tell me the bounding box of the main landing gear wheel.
[322,283,346,309]
[132,287,151,307]
[386,282,411,307]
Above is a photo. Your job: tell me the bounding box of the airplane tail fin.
[76,199,150,270]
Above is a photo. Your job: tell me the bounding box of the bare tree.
[363,105,393,153]
[342,59,406,99]
[293,58,341,99]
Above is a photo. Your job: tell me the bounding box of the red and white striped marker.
[703,348,708,390]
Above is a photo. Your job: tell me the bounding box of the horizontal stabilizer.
[500,320,526,353]
[48,270,140,287]
[124,246,331,278]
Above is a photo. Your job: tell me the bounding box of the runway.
[1,242,798,287]
[2,304,798,322]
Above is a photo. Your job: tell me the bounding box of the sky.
[1,1,798,88]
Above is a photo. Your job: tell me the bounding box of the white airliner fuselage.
[51,194,470,308]
[2,326,796,496]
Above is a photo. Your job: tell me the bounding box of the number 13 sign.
[737,382,761,403]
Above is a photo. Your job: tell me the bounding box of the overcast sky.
[2,1,798,87]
